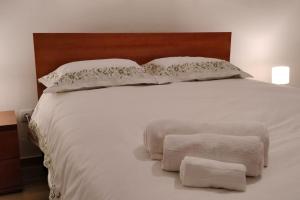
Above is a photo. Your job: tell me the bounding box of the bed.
[30,33,300,200]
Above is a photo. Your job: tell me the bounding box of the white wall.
[1,0,299,157]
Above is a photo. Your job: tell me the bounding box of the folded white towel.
[144,120,269,166]
[180,157,247,191]
[162,134,264,177]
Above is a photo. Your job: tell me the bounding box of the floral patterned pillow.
[39,59,157,93]
[142,57,252,84]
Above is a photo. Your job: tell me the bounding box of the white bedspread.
[31,79,300,200]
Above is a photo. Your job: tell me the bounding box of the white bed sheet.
[31,79,300,200]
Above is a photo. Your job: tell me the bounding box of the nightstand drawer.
[0,159,22,192]
[0,130,20,160]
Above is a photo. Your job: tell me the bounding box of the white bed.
[30,79,300,200]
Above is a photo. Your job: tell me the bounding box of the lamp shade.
[272,66,290,85]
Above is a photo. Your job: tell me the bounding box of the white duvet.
[31,79,300,200]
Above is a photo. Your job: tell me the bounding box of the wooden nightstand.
[0,111,22,194]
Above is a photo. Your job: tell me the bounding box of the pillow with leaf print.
[39,58,157,93]
[142,57,252,84]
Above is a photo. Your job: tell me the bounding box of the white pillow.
[39,59,157,93]
[143,57,252,84]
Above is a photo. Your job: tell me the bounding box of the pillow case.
[39,59,157,93]
[142,57,252,84]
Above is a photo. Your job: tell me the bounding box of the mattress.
[30,79,300,200]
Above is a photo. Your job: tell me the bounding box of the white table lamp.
[272,66,290,85]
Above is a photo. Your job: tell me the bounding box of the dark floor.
[0,181,49,200]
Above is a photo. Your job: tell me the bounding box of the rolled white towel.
[162,134,264,177]
[144,119,269,166]
[180,157,247,191]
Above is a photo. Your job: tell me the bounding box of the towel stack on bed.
[143,119,269,191]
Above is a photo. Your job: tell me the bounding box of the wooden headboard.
[33,32,231,97]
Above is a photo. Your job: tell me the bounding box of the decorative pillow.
[39,59,157,93]
[142,57,252,84]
